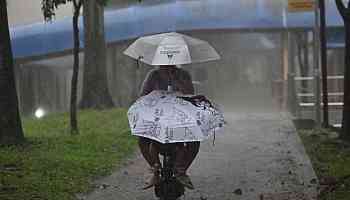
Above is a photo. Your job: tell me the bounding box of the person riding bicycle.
[138,65,200,190]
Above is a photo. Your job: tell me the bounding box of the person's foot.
[142,165,160,190]
[142,173,160,190]
[175,174,194,190]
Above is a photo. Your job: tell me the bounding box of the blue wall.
[10,0,344,59]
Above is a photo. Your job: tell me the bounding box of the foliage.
[299,129,350,200]
[42,0,109,21]
[0,109,137,200]
[42,0,72,21]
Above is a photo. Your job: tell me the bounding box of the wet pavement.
[81,112,318,200]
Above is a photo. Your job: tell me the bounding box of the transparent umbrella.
[123,32,220,66]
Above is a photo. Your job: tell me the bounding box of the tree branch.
[78,0,83,9]
[335,0,350,19]
[72,0,82,13]
[73,0,78,8]
[295,32,304,70]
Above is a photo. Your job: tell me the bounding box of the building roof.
[10,0,344,60]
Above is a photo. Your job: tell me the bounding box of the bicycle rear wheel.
[155,151,184,200]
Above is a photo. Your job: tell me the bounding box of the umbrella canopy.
[123,32,220,66]
[127,90,225,143]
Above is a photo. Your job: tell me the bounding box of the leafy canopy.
[41,0,109,21]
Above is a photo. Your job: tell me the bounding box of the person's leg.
[138,137,153,165]
[174,143,186,175]
[184,142,200,171]
[174,142,199,190]
[138,137,161,189]
[149,141,161,167]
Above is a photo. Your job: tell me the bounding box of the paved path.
[82,112,318,200]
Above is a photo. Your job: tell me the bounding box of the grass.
[0,108,137,200]
[299,129,350,200]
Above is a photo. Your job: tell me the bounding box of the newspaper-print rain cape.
[127,90,225,143]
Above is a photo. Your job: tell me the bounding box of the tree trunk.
[296,32,309,103]
[0,0,24,145]
[70,1,82,135]
[335,0,350,140]
[319,0,329,127]
[80,0,114,109]
[342,22,350,139]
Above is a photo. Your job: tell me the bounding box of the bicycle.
[154,144,185,200]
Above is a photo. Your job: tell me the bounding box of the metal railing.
[294,75,344,107]
[293,75,344,127]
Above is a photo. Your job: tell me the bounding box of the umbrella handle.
[137,56,144,69]
[167,85,173,92]
[167,68,175,92]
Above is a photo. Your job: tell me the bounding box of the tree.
[319,0,329,127]
[295,31,310,104]
[335,0,350,140]
[79,0,114,109]
[42,0,83,134]
[0,0,25,145]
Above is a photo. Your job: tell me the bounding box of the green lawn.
[0,108,137,200]
[299,129,350,200]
